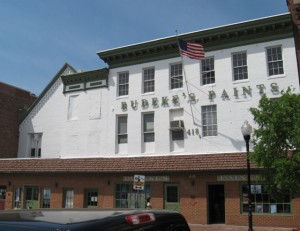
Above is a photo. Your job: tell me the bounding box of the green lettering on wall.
[152,97,159,107]
[242,86,252,97]
[131,100,138,109]
[172,95,179,105]
[162,96,169,106]
[271,83,279,93]
[142,99,149,108]
[188,93,197,103]
[121,102,127,110]
[221,90,230,100]
[233,88,239,98]
[256,84,265,94]
[208,91,216,100]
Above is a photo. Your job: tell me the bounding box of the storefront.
[0,154,298,228]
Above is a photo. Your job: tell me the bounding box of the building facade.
[0,82,36,159]
[0,13,299,228]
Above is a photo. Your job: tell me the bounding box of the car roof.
[0,209,179,225]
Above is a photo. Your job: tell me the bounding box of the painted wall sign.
[217,175,261,182]
[121,83,282,111]
[123,176,170,182]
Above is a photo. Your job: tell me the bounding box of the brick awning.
[0,153,257,174]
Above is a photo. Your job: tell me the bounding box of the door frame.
[207,184,225,224]
[164,183,180,212]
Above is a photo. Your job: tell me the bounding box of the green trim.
[61,68,109,93]
[19,63,77,123]
[98,14,293,68]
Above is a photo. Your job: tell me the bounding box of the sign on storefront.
[133,175,145,190]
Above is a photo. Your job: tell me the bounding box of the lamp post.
[241,120,253,231]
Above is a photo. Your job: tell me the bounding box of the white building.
[18,13,299,159]
[2,12,298,227]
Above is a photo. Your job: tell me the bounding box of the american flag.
[178,39,205,60]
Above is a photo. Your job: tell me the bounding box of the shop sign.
[217,175,260,182]
[133,175,145,190]
[123,175,170,182]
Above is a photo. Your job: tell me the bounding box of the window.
[29,133,42,158]
[232,52,248,81]
[172,130,184,140]
[24,186,39,209]
[202,105,217,137]
[170,63,183,89]
[143,67,155,93]
[118,115,128,144]
[202,57,215,85]
[13,187,22,209]
[67,95,79,120]
[63,189,74,208]
[115,183,151,209]
[84,189,98,208]
[143,113,154,142]
[267,46,284,76]
[118,72,129,96]
[241,184,291,214]
[42,188,51,208]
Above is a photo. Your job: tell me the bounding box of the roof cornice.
[97,14,293,68]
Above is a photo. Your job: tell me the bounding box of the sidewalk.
[189,224,295,231]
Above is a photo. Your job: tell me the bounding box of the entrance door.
[0,186,6,210]
[208,184,225,224]
[24,186,39,209]
[164,184,180,212]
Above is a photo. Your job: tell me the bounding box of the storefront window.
[241,184,291,214]
[115,183,151,209]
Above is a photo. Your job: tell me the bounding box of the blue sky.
[0,0,288,95]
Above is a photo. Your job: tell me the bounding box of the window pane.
[118,72,129,96]
[144,114,154,132]
[202,57,215,85]
[202,105,217,137]
[241,184,291,214]
[267,46,284,76]
[170,63,183,89]
[143,68,155,93]
[232,52,248,81]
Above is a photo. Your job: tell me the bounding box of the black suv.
[0,209,191,231]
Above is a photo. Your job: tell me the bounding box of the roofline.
[97,13,293,68]
[97,13,290,54]
[19,63,77,123]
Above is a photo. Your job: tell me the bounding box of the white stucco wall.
[18,38,300,158]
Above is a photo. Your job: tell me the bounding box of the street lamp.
[241,120,253,231]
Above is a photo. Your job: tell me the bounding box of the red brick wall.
[1,173,299,228]
[0,82,37,158]
[288,0,300,79]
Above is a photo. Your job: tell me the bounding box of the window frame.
[118,72,129,97]
[143,67,155,93]
[170,63,183,90]
[201,105,217,137]
[117,115,128,144]
[63,189,74,208]
[42,188,51,208]
[201,57,215,85]
[143,112,155,143]
[29,133,42,158]
[115,183,151,209]
[84,189,98,208]
[241,184,291,214]
[266,46,284,77]
[232,51,248,81]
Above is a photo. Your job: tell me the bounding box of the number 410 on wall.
[186,128,201,138]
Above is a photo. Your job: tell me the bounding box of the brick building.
[0,82,36,158]
[0,5,300,230]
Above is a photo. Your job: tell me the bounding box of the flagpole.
[175,31,196,125]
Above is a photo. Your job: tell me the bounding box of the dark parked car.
[0,209,191,231]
